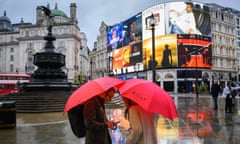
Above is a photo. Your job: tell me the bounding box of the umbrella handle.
[112,121,120,130]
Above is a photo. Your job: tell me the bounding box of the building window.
[58,41,65,48]
[220,59,223,68]
[27,51,33,62]
[10,47,14,52]
[10,36,14,41]
[64,28,68,34]
[27,43,34,49]
[34,30,38,36]
[10,64,14,72]
[10,55,14,61]
[53,29,57,35]
[25,31,30,37]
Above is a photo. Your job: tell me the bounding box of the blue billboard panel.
[107,23,123,51]
[122,12,142,47]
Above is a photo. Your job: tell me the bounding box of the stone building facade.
[0,3,89,83]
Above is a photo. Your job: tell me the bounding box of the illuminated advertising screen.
[107,13,143,52]
[112,42,142,69]
[107,23,123,51]
[143,34,178,69]
[177,34,212,68]
[122,13,142,46]
[142,4,165,40]
[165,2,211,36]
[109,1,212,74]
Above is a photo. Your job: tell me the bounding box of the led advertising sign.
[177,34,212,68]
[109,1,212,74]
[165,2,211,36]
[107,23,123,51]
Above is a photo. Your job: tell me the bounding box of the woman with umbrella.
[118,78,178,144]
[121,97,157,144]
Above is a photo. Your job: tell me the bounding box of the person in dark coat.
[211,80,220,110]
[83,88,117,144]
[231,82,237,110]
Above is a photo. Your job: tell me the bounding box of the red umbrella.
[118,78,178,120]
[64,77,124,113]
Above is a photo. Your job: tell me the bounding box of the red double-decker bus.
[0,74,31,95]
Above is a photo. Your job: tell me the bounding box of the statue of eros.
[40,6,54,33]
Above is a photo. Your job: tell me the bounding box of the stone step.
[0,91,71,112]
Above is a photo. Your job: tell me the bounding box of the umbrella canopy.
[64,77,124,113]
[118,78,178,120]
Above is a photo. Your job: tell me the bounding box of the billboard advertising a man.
[165,2,211,36]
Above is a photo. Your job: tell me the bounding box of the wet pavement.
[1,93,240,144]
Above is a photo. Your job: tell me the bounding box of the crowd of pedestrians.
[211,80,239,113]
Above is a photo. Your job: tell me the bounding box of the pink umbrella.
[64,77,124,113]
[119,78,178,120]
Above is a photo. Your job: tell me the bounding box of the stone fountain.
[0,6,75,112]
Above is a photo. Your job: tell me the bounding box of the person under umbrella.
[121,97,157,144]
[83,87,118,144]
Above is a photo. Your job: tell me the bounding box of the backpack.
[67,104,86,138]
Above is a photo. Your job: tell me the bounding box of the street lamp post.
[149,13,157,83]
[194,48,199,102]
[90,60,93,80]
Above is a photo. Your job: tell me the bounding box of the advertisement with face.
[177,34,212,68]
[112,42,142,70]
[122,13,142,46]
[107,23,123,51]
[165,2,211,36]
[111,13,143,73]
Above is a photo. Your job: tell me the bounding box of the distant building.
[89,21,109,79]
[0,3,89,83]
[207,3,238,86]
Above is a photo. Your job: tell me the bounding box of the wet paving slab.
[1,94,240,144]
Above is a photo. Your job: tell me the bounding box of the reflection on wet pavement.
[1,95,240,144]
[16,112,68,124]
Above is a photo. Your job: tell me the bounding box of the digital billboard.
[142,4,165,40]
[143,34,178,69]
[109,1,212,74]
[165,2,211,36]
[112,42,142,69]
[122,13,142,46]
[107,13,142,52]
[177,34,212,68]
[107,23,123,51]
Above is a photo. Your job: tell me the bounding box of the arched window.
[165,73,174,79]
[25,31,30,37]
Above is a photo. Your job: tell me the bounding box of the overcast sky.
[0,0,239,49]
